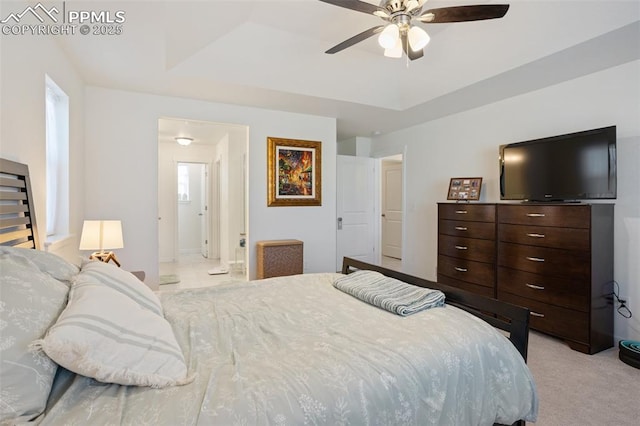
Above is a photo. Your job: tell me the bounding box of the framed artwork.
[267,137,322,207]
[447,177,483,201]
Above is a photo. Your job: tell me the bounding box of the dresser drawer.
[497,267,589,312]
[437,255,495,288]
[498,205,590,228]
[498,224,590,251]
[438,274,494,298]
[438,203,495,222]
[498,292,589,343]
[438,234,495,263]
[439,219,495,240]
[498,242,590,280]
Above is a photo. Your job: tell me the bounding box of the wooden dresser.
[496,204,614,354]
[437,203,497,298]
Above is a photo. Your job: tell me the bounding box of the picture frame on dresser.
[447,177,482,201]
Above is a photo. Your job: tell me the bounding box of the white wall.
[371,60,640,341]
[0,20,85,264]
[84,87,337,285]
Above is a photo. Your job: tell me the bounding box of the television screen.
[500,126,617,201]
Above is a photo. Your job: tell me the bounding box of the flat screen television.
[499,126,617,201]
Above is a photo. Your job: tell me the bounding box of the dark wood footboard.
[341,257,530,361]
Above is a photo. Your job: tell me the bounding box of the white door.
[381,160,403,259]
[336,155,377,271]
[200,164,209,258]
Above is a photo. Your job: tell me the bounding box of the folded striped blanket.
[333,270,445,316]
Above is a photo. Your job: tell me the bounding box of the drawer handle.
[526,233,545,238]
[454,226,468,231]
[526,213,545,217]
[455,210,468,214]
[526,283,545,290]
[454,245,468,250]
[454,267,468,272]
[525,256,545,262]
[530,312,545,318]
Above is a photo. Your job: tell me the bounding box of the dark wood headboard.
[0,158,40,249]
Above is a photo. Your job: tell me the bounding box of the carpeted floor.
[526,331,639,425]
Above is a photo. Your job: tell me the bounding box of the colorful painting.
[268,137,322,206]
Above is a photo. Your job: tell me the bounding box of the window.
[45,75,69,238]
[177,164,190,201]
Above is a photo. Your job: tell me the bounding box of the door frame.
[174,161,213,260]
[379,154,404,260]
[376,149,406,264]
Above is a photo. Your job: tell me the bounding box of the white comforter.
[39,273,538,425]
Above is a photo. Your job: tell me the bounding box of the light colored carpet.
[159,274,180,285]
[526,331,639,425]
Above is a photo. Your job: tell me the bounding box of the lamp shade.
[79,220,124,251]
[175,137,193,146]
[408,26,430,52]
[384,38,403,58]
[378,24,399,49]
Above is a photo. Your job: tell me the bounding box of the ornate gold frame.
[267,137,322,207]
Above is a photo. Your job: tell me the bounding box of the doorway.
[176,162,209,258]
[335,153,405,271]
[157,117,249,283]
[380,154,404,268]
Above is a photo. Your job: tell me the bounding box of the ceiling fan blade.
[401,32,424,61]
[318,0,383,16]
[325,26,385,54]
[420,5,510,23]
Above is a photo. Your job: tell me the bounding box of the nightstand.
[130,270,145,282]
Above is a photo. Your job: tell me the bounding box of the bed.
[0,158,538,425]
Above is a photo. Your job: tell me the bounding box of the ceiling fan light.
[408,26,430,51]
[384,38,403,58]
[405,0,419,13]
[378,24,399,49]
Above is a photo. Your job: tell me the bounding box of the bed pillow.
[79,259,163,317]
[0,246,79,284]
[33,274,191,388]
[0,254,69,423]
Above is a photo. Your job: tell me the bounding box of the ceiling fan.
[319,0,509,60]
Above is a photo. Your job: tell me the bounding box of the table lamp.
[79,220,124,266]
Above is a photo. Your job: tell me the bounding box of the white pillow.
[0,246,79,284]
[33,276,191,388]
[79,259,163,317]
[0,254,69,423]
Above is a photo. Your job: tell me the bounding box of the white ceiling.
[55,0,640,140]
[157,117,247,146]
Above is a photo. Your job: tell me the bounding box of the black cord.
[612,280,633,319]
